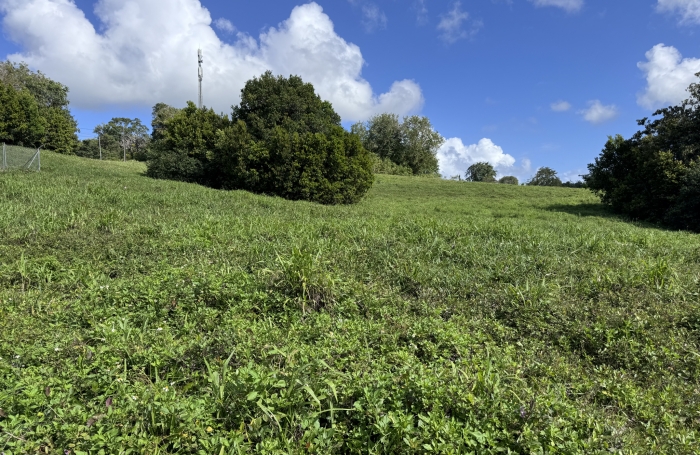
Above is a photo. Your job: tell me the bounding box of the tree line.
[0,62,78,153]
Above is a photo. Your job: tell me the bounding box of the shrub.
[215,121,373,204]
[498,175,519,185]
[371,153,413,176]
[145,149,205,183]
[665,162,700,231]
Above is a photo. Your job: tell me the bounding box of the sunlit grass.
[1,152,699,453]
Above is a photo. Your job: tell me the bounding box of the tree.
[151,103,181,141]
[148,73,374,204]
[352,113,443,175]
[498,175,519,185]
[232,71,341,140]
[94,117,151,161]
[0,82,46,146]
[400,115,443,175]
[584,73,700,229]
[527,167,562,186]
[465,162,496,182]
[0,61,78,153]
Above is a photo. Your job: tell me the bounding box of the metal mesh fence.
[1,143,40,172]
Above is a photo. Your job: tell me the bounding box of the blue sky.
[1,0,699,181]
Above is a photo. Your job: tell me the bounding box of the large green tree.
[0,82,46,146]
[465,162,497,182]
[527,167,562,186]
[352,113,443,175]
[92,118,151,161]
[0,61,78,153]
[232,71,341,140]
[585,73,700,231]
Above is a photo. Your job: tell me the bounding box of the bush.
[145,149,205,183]
[215,122,373,204]
[664,162,700,231]
[498,175,519,185]
[371,153,413,176]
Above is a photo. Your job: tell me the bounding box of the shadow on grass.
[546,203,684,233]
[546,203,619,219]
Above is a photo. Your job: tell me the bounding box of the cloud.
[437,2,482,44]
[579,100,618,124]
[637,44,700,109]
[529,0,583,13]
[657,0,700,24]
[214,18,235,34]
[550,100,571,112]
[361,3,387,32]
[414,0,429,25]
[0,0,423,122]
[437,137,530,179]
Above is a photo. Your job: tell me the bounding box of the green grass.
[1,152,699,454]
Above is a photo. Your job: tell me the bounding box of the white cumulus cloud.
[529,0,583,13]
[0,0,423,121]
[437,137,528,179]
[214,18,235,34]
[657,0,700,24]
[550,100,571,112]
[637,44,700,110]
[437,2,482,44]
[579,100,618,124]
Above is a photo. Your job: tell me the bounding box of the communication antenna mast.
[198,48,204,108]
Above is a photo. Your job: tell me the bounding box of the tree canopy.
[352,113,443,175]
[584,73,700,231]
[527,167,562,186]
[147,73,373,204]
[0,61,78,153]
[498,176,519,185]
[465,162,497,182]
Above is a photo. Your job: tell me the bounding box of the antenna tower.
[198,49,204,108]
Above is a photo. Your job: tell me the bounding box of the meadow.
[1,151,699,454]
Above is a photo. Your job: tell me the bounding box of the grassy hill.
[1,152,699,454]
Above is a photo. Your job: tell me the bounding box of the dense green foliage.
[585,75,700,231]
[465,162,497,182]
[2,153,700,453]
[151,103,182,141]
[0,61,78,153]
[352,113,443,175]
[0,82,45,146]
[498,175,519,185]
[527,167,562,186]
[148,73,374,204]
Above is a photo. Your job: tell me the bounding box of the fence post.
[2,143,5,170]
[38,146,41,172]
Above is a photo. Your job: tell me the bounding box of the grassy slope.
[1,152,699,454]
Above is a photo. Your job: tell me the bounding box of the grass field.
[1,152,699,454]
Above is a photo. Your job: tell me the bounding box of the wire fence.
[1,143,41,172]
